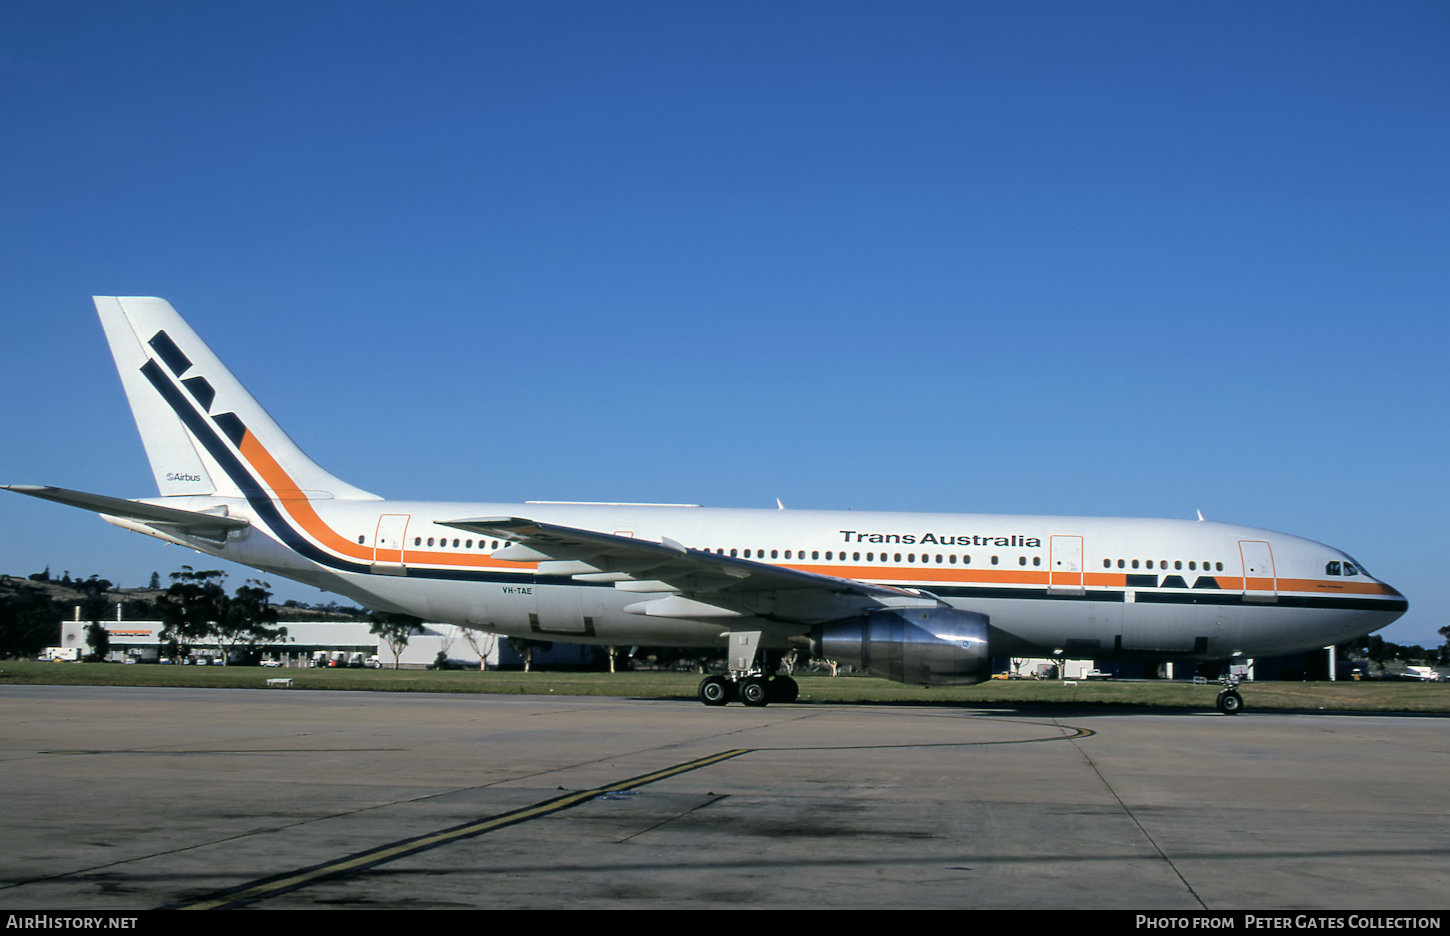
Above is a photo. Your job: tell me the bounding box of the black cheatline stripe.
[924,584,1403,612]
[137,360,1408,617]
[1132,590,1407,613]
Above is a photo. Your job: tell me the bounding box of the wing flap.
[439,514,939,624]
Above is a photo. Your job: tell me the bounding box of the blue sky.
[2,1,1446,647]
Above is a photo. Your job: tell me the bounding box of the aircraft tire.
[739,676,770,707]
[699,675,730,707]
[770,675,799,703]
[1216,689,1243,715]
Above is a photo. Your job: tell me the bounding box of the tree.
[370,613,422,669]
[155,567,228,662]
[85,621,111,661]
[0,585,62,658]
[459,628,497,671]
[74,575,113,649]
[213,579,288,664]
[506,636,552,672]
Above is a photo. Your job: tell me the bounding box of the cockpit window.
[1343,562,1358,576]
[1326,561,1341,576]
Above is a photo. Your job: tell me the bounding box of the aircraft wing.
[2,484,249,542]
[440,515,939,625]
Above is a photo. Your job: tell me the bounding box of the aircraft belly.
[1120,604,1211,653]
[952,594,1124,657]
[330,575,740,647]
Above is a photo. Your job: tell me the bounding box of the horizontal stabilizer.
[2,484,249,540]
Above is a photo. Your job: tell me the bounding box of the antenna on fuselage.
[1196,509,1206,522]
[776,498,786,510]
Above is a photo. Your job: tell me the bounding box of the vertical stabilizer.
[95,297,380,502]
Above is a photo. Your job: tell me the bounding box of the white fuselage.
[129,497,1407,664]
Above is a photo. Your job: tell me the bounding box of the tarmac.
[0,684,1446,911]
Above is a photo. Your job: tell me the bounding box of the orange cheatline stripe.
[239,431,371,560]
[231,435,1402,600]
[238,431,540,570]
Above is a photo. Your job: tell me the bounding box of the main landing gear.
[696,631,799,707]
[1215,675,1244,715]
[697,673,799,707]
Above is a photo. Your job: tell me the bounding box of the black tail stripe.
[147,330,192,377]
[139,359,371,575]
[182,375,216,412]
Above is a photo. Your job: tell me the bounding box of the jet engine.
[813,607,990,686]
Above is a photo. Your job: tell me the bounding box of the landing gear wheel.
[699,675,730,707]
[769,675,799,703]
[1216,689,1243,715]
[739,676,770,707]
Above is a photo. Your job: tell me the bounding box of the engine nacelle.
[814,607,990,686]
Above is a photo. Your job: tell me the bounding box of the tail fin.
[95,297,380,502]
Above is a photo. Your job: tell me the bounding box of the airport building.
[56,606,600,670]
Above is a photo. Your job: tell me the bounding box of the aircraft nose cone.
[1381,581,1409,615]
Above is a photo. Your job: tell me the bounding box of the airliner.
[4,298,1408,713]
